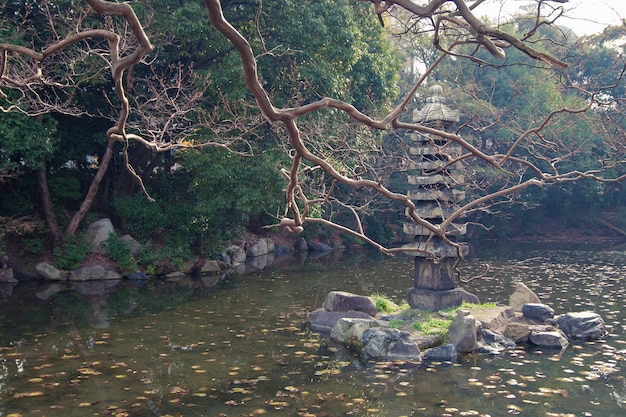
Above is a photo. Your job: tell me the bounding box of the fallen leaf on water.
[13,391,44,398]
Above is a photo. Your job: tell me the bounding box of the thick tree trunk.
[65,138,116,236]
[36,160,63,244]
[114,144,151,198]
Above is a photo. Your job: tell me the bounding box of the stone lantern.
[404,84,479,310]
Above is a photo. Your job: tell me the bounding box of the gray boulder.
[448,310,480,353]
[0,268,17,283]
[247,239,268,257]
[330,318,384,344]
[477,329,517,354]
[555,312,606,340]
[86,218,115,254]
[224,246,246,265]
[309,309,374,334]
[522,303,555,322]
[504,317,545,343]
[322,291,377,317]
[423,344,457,361]
[529,329,569,350]
[119,234,141,255]
[294,237,308,252]
[69,265,123,281]
[509,281,541,312]
[36,262,67,280]
[361,327,421,361]
[465,305,515,332]
[308,241,333,252]
[200,260,222,274]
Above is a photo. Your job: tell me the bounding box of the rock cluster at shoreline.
[4,217,337,282]
[309,285,607,365]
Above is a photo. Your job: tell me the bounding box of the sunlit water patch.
[0,245,624,416]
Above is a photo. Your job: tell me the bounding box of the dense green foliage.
[1,1,626,269]
[0,0,402,265]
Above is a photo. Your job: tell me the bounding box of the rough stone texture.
[294,237,308,252]
[247,239,268,257]
[308,241,333,252]
[555,312,606,340]
[0,268,17,283]
[415,334,445,350]
[309,309,374,334]
[224,246,246,265]
[504,316,543,343]
[478,329,517,354]
[522,303,555,322]
[423,344,457,361]
[529,329,569,350]
[69,265,123,281]
[509,282,541,312]
[361,328,421,361]
[86,218,115,254]
[414,256,456,290]
[36,262,67,280]
[119,234,141,255]
[407,287,479,311]
[465,306,516,332]
[127,271,148,280]
[264,238,275,253]
[330,318,384,344]
[448,311,480,353]
[322,291,377,317]
[200,260,222,274]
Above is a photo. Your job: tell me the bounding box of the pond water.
[0,243,625,416]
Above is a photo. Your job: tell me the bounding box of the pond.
[0,242,624,416]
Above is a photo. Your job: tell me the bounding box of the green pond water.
[0,243,624,416]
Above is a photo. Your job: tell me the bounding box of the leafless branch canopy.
[2,0,625,256]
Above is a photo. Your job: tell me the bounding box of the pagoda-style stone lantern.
[404,85,479,311]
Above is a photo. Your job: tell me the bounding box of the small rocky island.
[309,285,606,365]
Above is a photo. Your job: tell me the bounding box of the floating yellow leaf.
[13,391,44,398]
[78,366,103,375]
[267,400,289,407]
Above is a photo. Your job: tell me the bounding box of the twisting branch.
[201,0,625,260]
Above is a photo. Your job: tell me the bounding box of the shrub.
[370,293,409,313]
[53,232,90,270]
[413,317,452,336]
[102,233,137,273]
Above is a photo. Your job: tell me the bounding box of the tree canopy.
[1,0,625,265]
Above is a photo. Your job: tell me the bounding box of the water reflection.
[0,245,624,416]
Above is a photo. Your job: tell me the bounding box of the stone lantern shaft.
[404,84,479,310]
